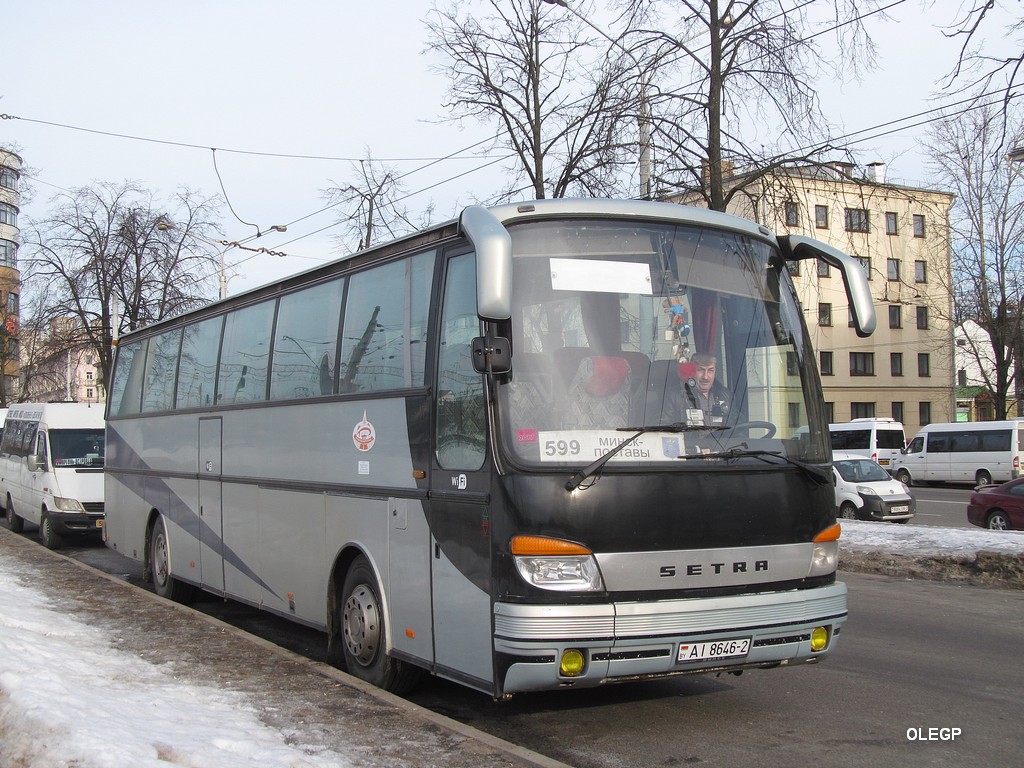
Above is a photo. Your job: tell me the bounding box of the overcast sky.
[2,0,1017,294]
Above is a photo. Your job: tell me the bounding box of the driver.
[662,352,733,426]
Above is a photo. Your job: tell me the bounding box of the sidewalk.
[0,528,568,768]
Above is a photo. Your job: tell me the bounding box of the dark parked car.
[966,478,1024,530]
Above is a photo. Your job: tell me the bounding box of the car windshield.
[49,429,105,468]
[835,459,890,483]
[495,218,829,468]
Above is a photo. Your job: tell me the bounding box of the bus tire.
[975,469,993,487]
[150,515,195,603]
[39,512,63,549]
[340,555,421,694]
[7,495,24,533]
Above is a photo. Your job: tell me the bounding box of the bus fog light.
[811,626,829,652]
[560,649,586,677]
[513,555,604,591]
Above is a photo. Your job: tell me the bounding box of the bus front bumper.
[494,582,847,695]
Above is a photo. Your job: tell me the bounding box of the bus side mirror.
[27,455,46,472]
[471,336,511,374]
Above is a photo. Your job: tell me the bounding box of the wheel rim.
[989,514,1008,530]
[343,583,381,667]
[840,505,857,520]
[153,529,170,587]
[978,473,992,486]
[41,518,50,542]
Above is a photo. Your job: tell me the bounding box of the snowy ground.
[2,521,1022,768]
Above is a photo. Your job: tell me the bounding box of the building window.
[915,260,927,283]
[889,305,902,329]
[891,352,903,376]
[851,402,875,419]
[958,369,967,387]
[815,205,829,229]
[845,208,869,233]
[788,402,801,428]
[6,292,17,314]
[0,202,17,227]
[887,258,900,281]
[913,214,926,238]
[850,352,875,376]
[786,261,800,276]
[86,388,94,400]
[916,305,929,329]
[892,401,904,423]
[784,201,799,227]
[820,350,834,376]
[885,211,898,235]
[819,302,832,326]
[817,260,831,277]
[920,401,931,426]
[856,256,871,278]
[824,401,835,422]
[0,239,16,269]
[918,353,930,377]
[0,167,18,191]
[86,371,94,381]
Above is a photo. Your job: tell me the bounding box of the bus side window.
[436,252,485,471]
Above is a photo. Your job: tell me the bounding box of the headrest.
[678,361,697,381]
[583,356,629,397]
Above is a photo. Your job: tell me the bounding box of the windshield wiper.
[564,423,718,492]
[678,447,831,485]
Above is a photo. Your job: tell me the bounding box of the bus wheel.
[894,469,913,487]
[39,513,63,549]
[839,502,860,520]
[975,470,993,487]
[7,495,24,533]
[150,515,195,603]
[986,510,1010,531]
[340,555,421,694]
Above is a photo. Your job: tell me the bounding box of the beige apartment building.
[0,146,22,403]
[682,162,955,437]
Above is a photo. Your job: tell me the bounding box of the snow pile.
[0,556,352,768]
[839,519,1024,557]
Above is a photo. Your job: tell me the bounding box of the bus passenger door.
[198,417,225,592]
[428,250,495,690]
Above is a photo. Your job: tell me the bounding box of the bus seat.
[562,355,632,429]
[505,352,557,430]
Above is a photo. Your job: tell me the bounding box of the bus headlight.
[53,497,86,513]
[510,535,605,592]
[810,524,840,577]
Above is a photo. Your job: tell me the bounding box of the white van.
[832,451,915,522]
[891,420,1024,487]
[0,403,105,548]
[829,418,907,470]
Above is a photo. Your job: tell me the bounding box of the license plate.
[890,505,909,514]
[678,638,751,663]
[879,459,890,465]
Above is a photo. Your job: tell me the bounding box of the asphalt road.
[5,512,1020,768]
[908,485,975,529]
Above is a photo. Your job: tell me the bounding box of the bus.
[892,420,1024,487]
[104,198,874,699]
[829,418,906,470]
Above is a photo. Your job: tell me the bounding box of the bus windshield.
[497,218,829,468]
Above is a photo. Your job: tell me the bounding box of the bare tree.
[925,101,1024,418]
[324,155,434,252]
[619,0,881,210]
[21,181,222,390]
[427,0,638,200]
[942,0,1024,109]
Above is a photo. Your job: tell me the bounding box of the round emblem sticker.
[352,411,376,452]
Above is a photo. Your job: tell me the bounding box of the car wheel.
[975,470,993,487]
[150,515,195,603]
[839,502,860,520]
[39,513,63,550]
[986,510,1011,530]
[340,555,421,694]
[7,495,24,533]
[894,469,913,486]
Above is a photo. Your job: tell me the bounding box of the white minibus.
[0,403,105,547]
[828,418,907,470]
[891,420,1024,487]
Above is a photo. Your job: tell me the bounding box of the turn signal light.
[813,523,842,543]
[511,535,591,556]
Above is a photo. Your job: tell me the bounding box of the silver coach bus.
[104,199,874,699]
